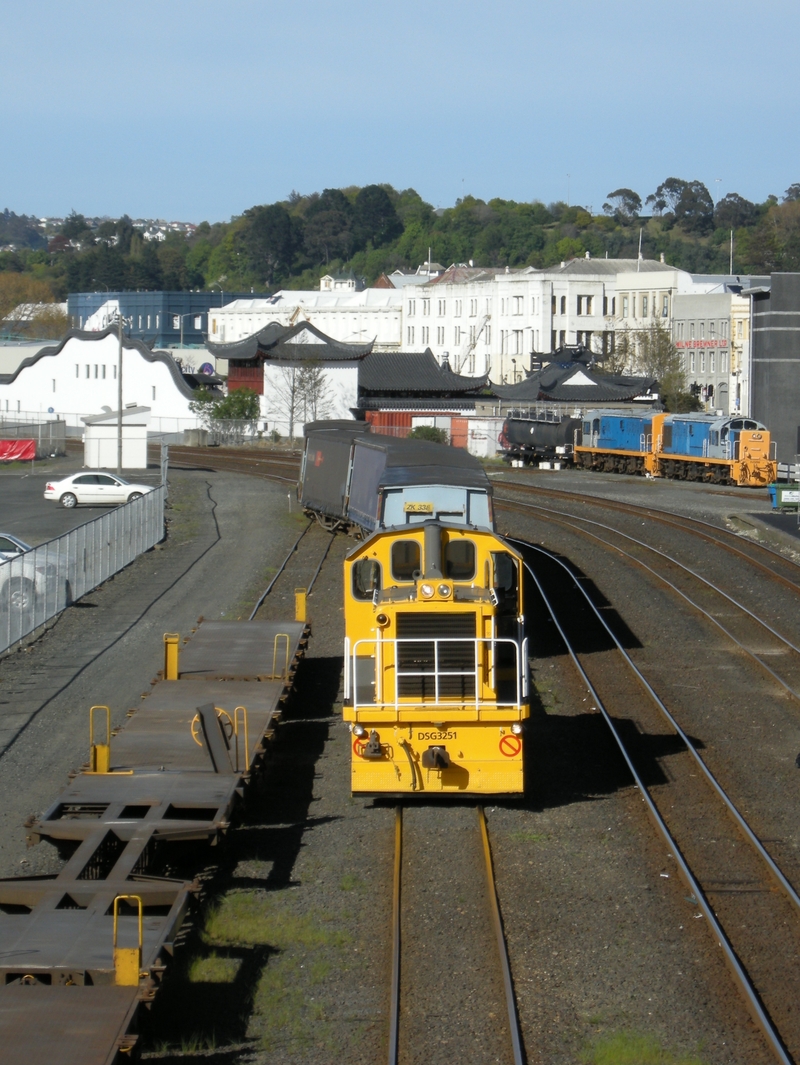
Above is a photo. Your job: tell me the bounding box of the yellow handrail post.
[113,895,143,986]
[233,706,250,773]
[272,633,290,680]
[163,633,180,680]
[89,705,111,774]
[294,588,307,622]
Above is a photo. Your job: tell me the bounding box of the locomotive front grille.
[395,612,476,699]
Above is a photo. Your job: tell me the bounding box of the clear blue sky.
[2,0,797,222]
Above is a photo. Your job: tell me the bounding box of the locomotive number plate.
[404,502,434,513]
[417,730,457,740]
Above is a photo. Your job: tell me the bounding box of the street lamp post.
[115,313,131,475]
[177,312,196,349]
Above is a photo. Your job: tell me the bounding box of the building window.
[152,386,156,400]
[470,298,478,316]
[611,297,616,315]
[700,322,705,339]
[513,296,523,315]
[172,315,180,330]
[407,326,415,345]
[138,316,143,329]
[85,365,90,378]
[512,329,522,353]
[720,352,727,373]
[468,353,475,374]
[211,318,217,334]
[102,365,106,379]
[75,364,79,377]
[560,296,566,315]
[113,365,117,379]
[469,325,476,344]
[408,300,415,317]
[485,353,491,373]
[690,322,695,340]
[721,320,728,339]
[632,295,636,318]
[532,297,537,314]
[622,297,629,318]
[52,379,56,392]
[422,326,429,345]
[194,315,202,329]
[709,353,715,373]
[737,320,743,338]
[551,295,557,315]
[700,352,706,373]
[551,329,557,349]
[603,296,608,316]
[710,321,716,337]
[559,329,566,346]
[676,321,684,339]
[662,295,669,317]
[146,315,151,329]
[690,352,696,373]
[642,295,648,318]
[436,326,445,344]
[155,315,160,329]
[94,365,98,378]
[454,326,461,345]
[485,325,491,345]
[422,300,430,316]
[455,300,462,317]
[438,299,446,316]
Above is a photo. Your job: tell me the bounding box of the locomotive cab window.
[444,539,475,580]
[391,540,421,581]
[352,559,381,601]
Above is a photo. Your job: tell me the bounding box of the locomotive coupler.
[421,745,451,769]
[362,729,383,759]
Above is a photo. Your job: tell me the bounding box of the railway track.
[514,536,800,1064]
[0,513,333,1064]
[388,804,524,1065]
[496,494,800,710]
[165,445,301,485]
[493,477,800,592]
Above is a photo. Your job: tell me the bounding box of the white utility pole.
[116,312,124,475]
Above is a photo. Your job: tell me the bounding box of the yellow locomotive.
[343,520,529,795]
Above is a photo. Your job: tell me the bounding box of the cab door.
[71,474,101,503]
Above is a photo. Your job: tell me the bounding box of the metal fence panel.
[0,486,165,656]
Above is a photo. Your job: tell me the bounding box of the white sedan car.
[0,532,55,609]
[44,472,156,508]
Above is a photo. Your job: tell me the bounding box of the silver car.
[0,533,56,610]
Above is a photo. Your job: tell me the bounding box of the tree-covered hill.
[3,178,800,304]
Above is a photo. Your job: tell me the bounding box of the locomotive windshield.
[352,559,381,600]
[391,541,420,581]
[444,540,476,580]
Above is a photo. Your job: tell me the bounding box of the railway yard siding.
[0,451,797,1062]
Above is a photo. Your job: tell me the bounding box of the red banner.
[0,439,36,461]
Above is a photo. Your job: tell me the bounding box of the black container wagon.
[501,414,581,465]
[299,422,494,532]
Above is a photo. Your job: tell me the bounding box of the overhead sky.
[2,0,798,223]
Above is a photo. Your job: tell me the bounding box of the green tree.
[352,185,403,251]
[603,188,641,221]
[304,189,354,264]
[237,203,297,286]
[409,425,448,444]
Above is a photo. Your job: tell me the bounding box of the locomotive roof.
[582,408,767,431]
[344,519,504,559]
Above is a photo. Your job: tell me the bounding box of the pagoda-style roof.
[492,362,657,404]
[206,320,374,363]
[359,349,488,395]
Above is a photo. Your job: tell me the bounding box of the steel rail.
[248,523,312,620]
[499,498,800,706]
[388,805,402,1065]
[508,533,800,916]
[515,541,792,1065]
[494,477,800,590]
[477,806,526,1065]
[307,533,336,595]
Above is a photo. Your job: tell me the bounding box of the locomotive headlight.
[352,724,366,737]
[437,583,451,598]
[511,723,523,735]
[420,583,434,599]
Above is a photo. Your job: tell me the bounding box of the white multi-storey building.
[207,288,403,351]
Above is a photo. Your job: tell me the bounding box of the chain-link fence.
[0,486,166,655]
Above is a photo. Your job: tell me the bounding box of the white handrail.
[350,636,522,712]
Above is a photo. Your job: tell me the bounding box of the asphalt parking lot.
[0,455,162,545]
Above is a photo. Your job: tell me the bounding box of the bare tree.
[298,361,334,424]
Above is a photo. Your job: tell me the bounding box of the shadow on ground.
[139,654,342,1062]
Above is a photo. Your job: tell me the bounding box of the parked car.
[0,533,55,610]
[44,472,155,508]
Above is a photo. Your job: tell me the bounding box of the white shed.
[82,405,151,469]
